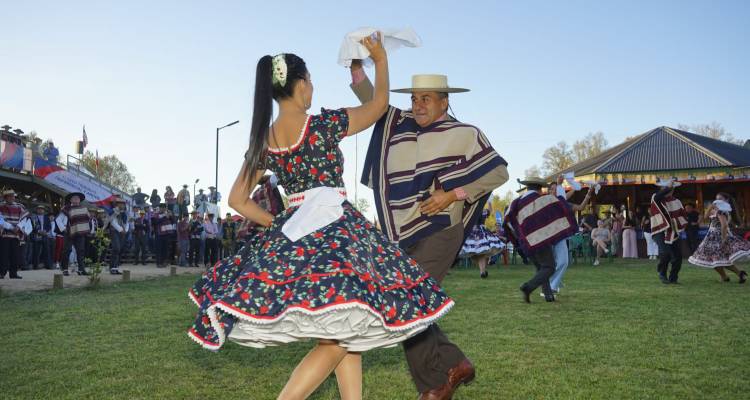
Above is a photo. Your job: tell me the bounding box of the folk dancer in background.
[649,180,688,284]
[60,192,91,276]
[109,198,129,275]
[0,189,28,279]
[504,177,578,303]
[547,175,592,295]
[688,193,749,283]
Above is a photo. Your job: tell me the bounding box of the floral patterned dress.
[688,211,750,268]
[187,108,453,352]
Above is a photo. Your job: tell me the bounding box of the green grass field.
[1,259,748,399]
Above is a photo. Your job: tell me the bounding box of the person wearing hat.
[504,177,578,303]
[60,192,90,276]
[194,189,207,214]
[650,179,688,284]
[188,210,204,268]
[222,212,237,255]
[203,211,219,266]
[108,197,129,274]
[132,209,149,265]
[207,186,220,205]
[154,203,177,268]
[349,62,509,398]
[0,189,29,279]
[177,184,191,218]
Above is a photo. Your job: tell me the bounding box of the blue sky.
[2,0,748,216]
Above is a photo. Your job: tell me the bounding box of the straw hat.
[392,74,469,94]
[517,177,548,187]
[65,192,86,203]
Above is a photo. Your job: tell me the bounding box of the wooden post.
[122,269,131,282]
[170,266,177,276]
[696,183,704,215]
[53,274,63,289]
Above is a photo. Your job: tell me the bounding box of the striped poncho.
[361,106,507,248]
[503,191,578,254]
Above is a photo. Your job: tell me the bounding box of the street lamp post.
[215,120,240,203]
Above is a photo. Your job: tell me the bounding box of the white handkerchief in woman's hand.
[338,27,422,67]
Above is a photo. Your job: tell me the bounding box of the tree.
[541,141,574,176]
[572,132,608,163]
[524,165,542,178]
[677,122,743,145]
[81,151,137,193]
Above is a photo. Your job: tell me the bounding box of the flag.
[82,125,88,148]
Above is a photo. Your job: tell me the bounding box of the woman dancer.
[640,207,658,260]
[187,35,453,400]
[459,207,505,278]
[688,193,749,283]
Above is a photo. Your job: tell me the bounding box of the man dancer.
[650,180,688,284]
[350,62,509,399]
[109,198,129,275]
[60,192,90,276]
[504,177,578,302]
[0,189,28,279]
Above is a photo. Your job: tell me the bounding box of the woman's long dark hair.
[717,192,741,227]
[243,53,308,181]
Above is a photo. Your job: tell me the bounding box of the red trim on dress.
[267,116,312,154]
[215,296,453,327]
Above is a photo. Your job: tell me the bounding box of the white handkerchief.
[282,187,346,242]
[338,27,422,67]
[564,174,582,191]
[713,199,732,213]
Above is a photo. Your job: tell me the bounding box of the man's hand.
[420,189,457,216]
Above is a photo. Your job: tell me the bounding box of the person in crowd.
[109,198,129,275]
[590,219,611,266]
[640,206,658,260]
[688,193,749,283]
[177,184,191,218]
[85,207,100,265]
[177,214,190,267]
[208,186,221,204]
[149,189,161,210]
[621,209,639,259]
[132,187,149,209]
[154,203,176,268]
[194,189,207,214]
[52,208,66,270]
[685,202,701,254]
[30,205,53,270]
[610,207,624,257]
[222,212,237,255]
[0,189,28,279]
[132,209,149,265]
[60,192,91,276]
[203,212,219,267]
[188,210,203,268]
[164,186,177,216]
